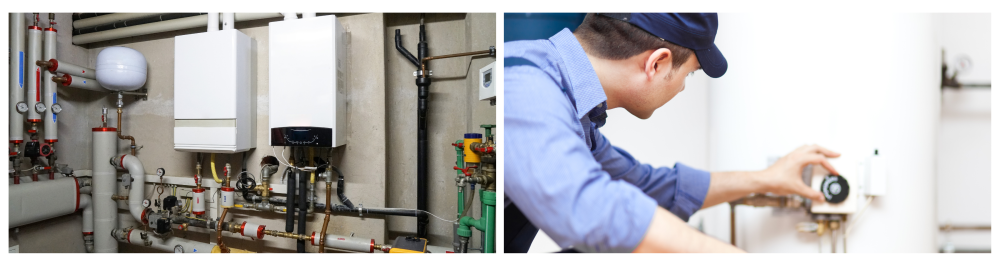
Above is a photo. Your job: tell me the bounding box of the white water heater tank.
[95,47,147,91]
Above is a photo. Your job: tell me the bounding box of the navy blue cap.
[464,133,482,139]
[600,13,727,78]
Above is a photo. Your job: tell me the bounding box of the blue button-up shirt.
[504,28,712,253]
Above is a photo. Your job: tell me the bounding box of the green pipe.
[458,190,496,253]
[454,140,465,217]
[480,124,495,140]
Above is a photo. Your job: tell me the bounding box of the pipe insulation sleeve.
[80,194,94,234]
[92,129,118,252]
[8,177,80,227]
[73,13,167,29]
[240,221,265,239]
[9,13,25,142]
[42,27,57,141]
[25,25,42,122]
[48,59,96,79]
[73,15,208,45]
[317,233,375,253]
[120,230,214,253]
[207,13,219,32]
[57,74,104,92]
[222,13,235,30]
[112,154,146,223]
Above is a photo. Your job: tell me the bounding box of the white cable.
[378,208,460,224]
[845,196,874,235]
[271,146,318,172]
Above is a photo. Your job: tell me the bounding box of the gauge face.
[51,103,62,114]
[156,168,165,177]
[142,199,151,208]
[174,244,184,253]
[34,102,46,113]
[16,102,28,113]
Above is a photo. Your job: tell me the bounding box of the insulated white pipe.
[56,74,104,92]
[281,12,297,21]
[120,229,214,253]
[111,154,146,223]
[302,12,316,18]
[207,13,219,32]
[47,59,96,79]
[74,15,209,45]
[235,13,283,21]
[42,26,57,142]
[9,13,25,143]
[73,13,167,29]
[314,233,376,253]
[222,13,235,30]
[80,194,94,235]
[25,23,42,123]
[92,128,118,253]
[8,177,80,227]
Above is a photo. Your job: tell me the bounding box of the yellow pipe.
[210,153,223,183]
[309,148,315,183]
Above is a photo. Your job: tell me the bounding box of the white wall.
[934,13,991,252]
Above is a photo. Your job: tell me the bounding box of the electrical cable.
[845,196,874,235]
[272,146,318,172]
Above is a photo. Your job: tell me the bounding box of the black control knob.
[820,175,850,203]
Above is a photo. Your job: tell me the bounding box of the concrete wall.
[10,12,496,253]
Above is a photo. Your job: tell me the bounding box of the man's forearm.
[701,171,765,209]
[633,207,743,253]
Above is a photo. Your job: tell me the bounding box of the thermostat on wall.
[479,61,496,103]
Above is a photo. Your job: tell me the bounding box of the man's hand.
[758,144,841,202]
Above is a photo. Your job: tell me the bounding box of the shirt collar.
[549,28,609,123]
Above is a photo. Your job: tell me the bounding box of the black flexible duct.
[72,13,206,35]
[329,166,354,209]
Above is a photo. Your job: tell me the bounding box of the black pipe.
[73,13,111,20]
[297,170,307,253]
[330,166,354,209]
[394,29,420,67]
[285,169,295,233]
[414,21,430,239]
[73,13,205,36]
[394,18,431,238]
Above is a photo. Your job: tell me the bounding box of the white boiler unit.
[268,15,348,147]
[173,29,254,153]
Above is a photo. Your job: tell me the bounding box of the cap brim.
[695,44,727,78]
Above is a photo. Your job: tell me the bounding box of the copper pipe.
[116,108,137,155]
[319,182,332,253]
[216,208,230,253]
[419,49,493,77]
[940,225,991,231]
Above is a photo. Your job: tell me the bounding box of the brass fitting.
[263,230,310,241]
[111,195,129,201]
[829,220,841,231]
[817,220,828,236]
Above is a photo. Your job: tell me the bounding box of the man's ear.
[644,48,673,81]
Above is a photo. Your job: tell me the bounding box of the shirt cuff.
[668,163,711,221]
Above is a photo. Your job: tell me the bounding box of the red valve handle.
[451,143,464,148]
[453,165,478,176]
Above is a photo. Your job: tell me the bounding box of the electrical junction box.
[810,155,858,214]
[268,15,348,147]
[479,61,496,102]
[173,29,254,153]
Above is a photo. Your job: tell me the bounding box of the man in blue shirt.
[504,13,842,253]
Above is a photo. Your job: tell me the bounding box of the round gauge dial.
[51,103,62,114]
[34,102,46,113]
[156,168,165,177]
[174,244,184,253]
[16,102,29,113]
[142,199,151,208]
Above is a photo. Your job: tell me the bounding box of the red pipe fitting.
[453,165,478,177]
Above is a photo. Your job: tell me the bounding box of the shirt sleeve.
[590,130,711,221]
[504,65,658,253]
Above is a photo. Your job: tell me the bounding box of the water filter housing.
[173,29,255,153]
[268,15,348,147]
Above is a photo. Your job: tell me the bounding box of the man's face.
[625,54,700,119]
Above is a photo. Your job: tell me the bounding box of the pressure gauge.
[156,168,165,177]
[50,103,62,114]
[142,199,151,208]
[16,102,29,113]
[174,244,184,253]
[34,102,46,113]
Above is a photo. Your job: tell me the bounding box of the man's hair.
[574,14,694,70]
